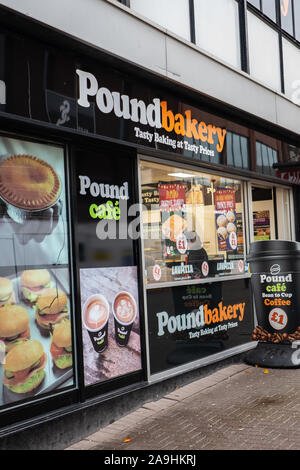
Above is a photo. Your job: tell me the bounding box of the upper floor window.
[280,0,294,35]
[247,11,281,92]
[256,141,278,175]
[129,0,191,41]
[194,0,241,69]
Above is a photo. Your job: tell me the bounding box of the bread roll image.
[217,226,227,240]
[217,214,227,227]
[226,211,236,223]
[227,222,237,233]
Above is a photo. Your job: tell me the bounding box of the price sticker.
[268,307,288,330]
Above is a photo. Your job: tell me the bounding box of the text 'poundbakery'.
[76,69,227,152]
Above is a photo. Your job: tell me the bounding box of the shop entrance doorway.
[249,184,293,242]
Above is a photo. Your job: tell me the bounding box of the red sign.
[215,189,236,211]
[158,183,186,212]
[276,169,300,185]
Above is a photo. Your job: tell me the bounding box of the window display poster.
[215,189,238,252]
[0,136,74,409]
[253,211,271,240]
[147,279,253,375]
[0,136,69,267]
[80,267,142,386]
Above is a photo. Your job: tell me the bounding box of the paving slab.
[66,363,300,450]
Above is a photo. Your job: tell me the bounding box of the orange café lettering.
[76,69,227,153]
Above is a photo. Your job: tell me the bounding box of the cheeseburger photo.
[21,269,52,303]
[35,287,69,330]
[50,319,72,369]
[3,340,46,394]
[0,277,15,307]
[0,305,30,352]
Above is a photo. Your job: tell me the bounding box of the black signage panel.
[147,279,253,375]
[0,29,227,164]
[72,146,143,388]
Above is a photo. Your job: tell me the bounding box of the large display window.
[140,160,246,285]
[0,135,75,411]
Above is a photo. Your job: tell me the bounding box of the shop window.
[226,132,250,169]
[282,37,300,103]
[256,141,278,176]
[140,160,245,285]
[280,0,294,36]
[247,11,281,91]
[129,0,191,41]
[262,0,277,22]
[194,0,241,69]
[0,135,75,410]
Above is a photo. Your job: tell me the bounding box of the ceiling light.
[168,172,196,178]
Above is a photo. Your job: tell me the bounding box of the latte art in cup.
[85,298,108,329]
[114,295,135,324]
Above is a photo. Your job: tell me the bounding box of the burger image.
[21,269,52,303]
[0,305,30,352]
[50,319,72,369]
[3,340,46,394]
[34,287,69,330]
[0,277,14,308]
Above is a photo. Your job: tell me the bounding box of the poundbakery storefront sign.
[76,69,227,158]
[147,279,253,376]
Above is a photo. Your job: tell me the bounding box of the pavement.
[65,362,300,451]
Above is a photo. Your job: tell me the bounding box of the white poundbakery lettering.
[76,69,162,128]
[157,306,205,336]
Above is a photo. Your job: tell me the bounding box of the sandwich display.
[35,288,69,330]
[3,340,46,394]
[0,277,15,308]
[21,269,52,303]
[50,319,72,369]
[0,305,30,352]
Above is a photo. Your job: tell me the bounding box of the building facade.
[0,0,299,449]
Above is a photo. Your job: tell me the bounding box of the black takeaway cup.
[113,291,137,347]
[247,240,300,340]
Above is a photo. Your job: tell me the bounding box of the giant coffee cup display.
[113,292,137,347]
[247,240,300,339]
[83,294,109,353]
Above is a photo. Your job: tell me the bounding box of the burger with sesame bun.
[50,319,72,369]
[21,269,52,303]
[35,287,69,330]
[3,340,46,394]
[0,277,14,307]
[0,305,30,352]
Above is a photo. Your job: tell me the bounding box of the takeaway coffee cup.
[82,294,110,353]
[113,291,137,347]
[247,240,300,336]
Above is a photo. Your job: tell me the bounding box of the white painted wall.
[1,0,300,136]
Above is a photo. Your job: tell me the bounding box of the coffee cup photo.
[112,291,137,347]
[82,294,110,353]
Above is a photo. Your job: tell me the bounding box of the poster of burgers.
[0,136,74,407]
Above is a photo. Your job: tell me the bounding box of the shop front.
[0,13,298,444]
